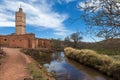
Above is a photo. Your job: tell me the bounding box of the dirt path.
[0,48,31,80]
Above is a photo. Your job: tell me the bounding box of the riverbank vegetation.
[64,38,120,55]
[21,49,55,80]
[64,47,120,80]
[80,38,120,55]
[26,62,54,80]
[51,31,83,51]
[51,32,120,55]
[21,49,52,64]
[51,38,64,51]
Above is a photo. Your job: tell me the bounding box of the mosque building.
[0,7,51,49]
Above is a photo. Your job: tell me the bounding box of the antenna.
[19,4,23,12]
[20,4,22,8]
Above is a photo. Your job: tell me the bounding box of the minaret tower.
[15,6,26,35]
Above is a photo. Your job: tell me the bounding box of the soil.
[0,48,31,80]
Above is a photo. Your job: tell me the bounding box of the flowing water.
[44,52,112,80]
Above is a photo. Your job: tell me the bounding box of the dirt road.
[0,48,31,80]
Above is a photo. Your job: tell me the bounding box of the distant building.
[0,7,51,49]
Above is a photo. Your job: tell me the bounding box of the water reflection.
[51,52,66,62]
[44,52,112,80]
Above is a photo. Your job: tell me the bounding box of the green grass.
[93,48,120,55]
[27,63,46,80]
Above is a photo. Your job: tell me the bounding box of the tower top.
[19,4,23,12]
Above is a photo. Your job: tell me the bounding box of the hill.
[78,38,120,55]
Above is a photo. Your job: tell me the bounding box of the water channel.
[44,52,112,80]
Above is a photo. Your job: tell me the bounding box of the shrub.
[21,49,52,65]
[64,47,120,80]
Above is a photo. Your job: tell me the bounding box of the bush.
[64,47,120,80]
[21,49,51,65]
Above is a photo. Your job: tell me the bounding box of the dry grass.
[64,47,120,80]
[110,55,120,61]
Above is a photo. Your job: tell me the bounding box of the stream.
[44,52,112,80]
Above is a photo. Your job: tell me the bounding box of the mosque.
[0,7,51,49]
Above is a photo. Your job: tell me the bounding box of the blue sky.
[0,0,102,42]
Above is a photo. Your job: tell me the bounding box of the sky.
[0,0,103,42]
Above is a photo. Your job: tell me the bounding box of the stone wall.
[0,35,9,46]
[0,34,51,49]
[37,38,51,49]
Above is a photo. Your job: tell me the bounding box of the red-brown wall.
[0,36,9,46]
[9,39,29,48]
[0,34,51,49]
[37,39,51,49]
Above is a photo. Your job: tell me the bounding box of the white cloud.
[57,0,76,4]
[78,0,101,11]
[0,0,69,36]
[0,22,14,27]
[65,0,76,3]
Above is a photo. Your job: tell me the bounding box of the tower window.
[4,39,7,41]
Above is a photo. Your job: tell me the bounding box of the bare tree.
[70,32,83,48]
[64,36,72,47]
[78,0,120,39]
[51,38,63,51]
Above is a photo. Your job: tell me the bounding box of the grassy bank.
[110,55,120,61]
[21,49,55,80]
[26,61,54,80]
[21,49,52,65]
[64,47,120,80]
